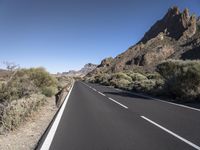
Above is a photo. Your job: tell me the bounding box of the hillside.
[63,63,97,77]
[88,6,200,76]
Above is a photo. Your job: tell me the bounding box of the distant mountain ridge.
[63,63,97,77]
[88,6,200,76]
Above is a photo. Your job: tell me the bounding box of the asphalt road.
[38,81,200,150]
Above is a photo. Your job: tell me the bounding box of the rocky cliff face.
[141,6,196,43]
[88,6,200,75]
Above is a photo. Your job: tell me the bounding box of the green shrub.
[128,72,147,81]
[25,68,57,89]
[98,73,112,85]
[157,60,200,101]
[110,78,132,90]
[107,72,132,89]
[146,73,162,80]
[0,67,58,103]
[86,71,164,95]
[84,75,99,83]
[42,86,57,97]
[111,72,132,82]
[0,75,37,103]
[132,79,156,92]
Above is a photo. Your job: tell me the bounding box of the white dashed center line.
[141,116,200,150]
[108,97,128,109]
[82,82,128,110]
[98,91,106,96]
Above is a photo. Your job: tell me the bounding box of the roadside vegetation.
[197,23,200,32]
[85,70,164,94]
[0,67,72,134]
[0,68,58,103]
[85,60,200,102]
[156,60,200,101]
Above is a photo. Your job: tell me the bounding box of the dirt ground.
[0,97,58,150]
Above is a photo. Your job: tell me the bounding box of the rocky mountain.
[197,16,200,24]
[88,6,200,76]
[63,63,97,77]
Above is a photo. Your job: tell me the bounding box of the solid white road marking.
[40,82,74,150]
[141,116,200,150]
[108,97,128,109]
[98,91,106,96]
[92,88,97,91]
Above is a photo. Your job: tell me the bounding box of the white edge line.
[92,88,97,91]
[141,116,200,150]
[98,91,105,96]
[40,82,75,150]
[108,97,128,109]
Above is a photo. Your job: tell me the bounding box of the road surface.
[37,81,200,150]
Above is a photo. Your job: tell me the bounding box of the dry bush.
[132,80,154,91]
[98,73,112,85]
[111,72,132,82]
[56,76,72,90]
[128,72,147,81]
[0,67,58,102]
[109,72,132,89]
[0,94,46,133]
[157,60,200,101]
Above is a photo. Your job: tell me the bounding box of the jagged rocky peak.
[83,63,97,69]
[80,63,97,74]
[62,63,97,77]
[140,6,197,43]
[87,6,200,76]
[98,57,113,67]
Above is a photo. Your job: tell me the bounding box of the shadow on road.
[104,91,200,110]
[103,91,152,100]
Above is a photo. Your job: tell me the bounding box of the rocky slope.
[63,63,97,77]
[88,6,200,76]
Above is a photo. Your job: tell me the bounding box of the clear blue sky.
[0,0,199,73]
